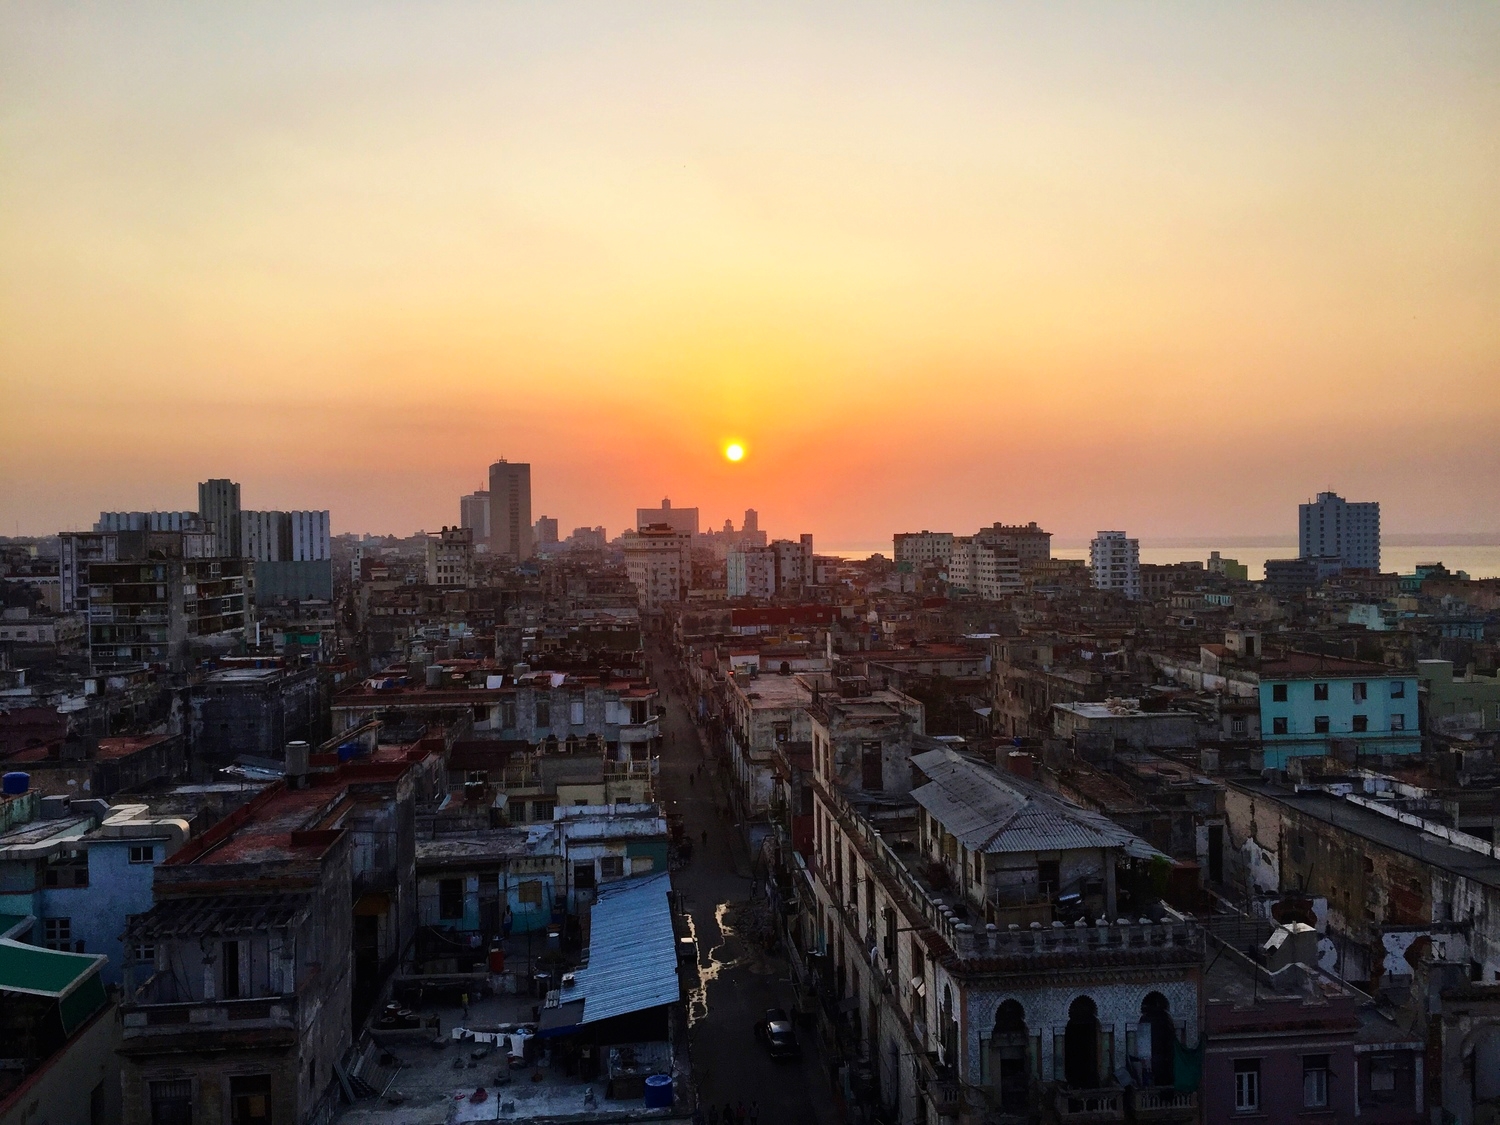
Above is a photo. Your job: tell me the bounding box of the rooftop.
[1234,780,1500,891]
[1258,652,1403,680]
[167,781,350,867]
[911,748,1160,858]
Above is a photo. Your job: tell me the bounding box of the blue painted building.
[1257,653,1420,769]
[0,790,188,986]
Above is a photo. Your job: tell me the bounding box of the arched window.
[989,999,1030,1112]
[1063,996,1101,1089]
[1139,992,1175,1087]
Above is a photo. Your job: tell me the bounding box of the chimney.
[285,741,310,788]
[1004,751,1034,780]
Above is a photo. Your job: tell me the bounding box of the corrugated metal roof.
[570,871,678,1026]
[910,748,1160,858]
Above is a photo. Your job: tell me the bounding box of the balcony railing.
[1130,1086,1198,1119]
[1053,1084,1125,1124]
[122,993,298,1036]
[916,1052,961,1116]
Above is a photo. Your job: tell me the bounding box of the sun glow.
[724,442,745,463]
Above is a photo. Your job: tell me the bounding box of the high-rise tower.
[487,460,534,561]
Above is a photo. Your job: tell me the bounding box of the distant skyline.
[3,3,1497,541]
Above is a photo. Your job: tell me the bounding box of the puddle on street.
[686,902,739,1027]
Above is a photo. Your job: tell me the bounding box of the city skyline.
[3,3,1498,541]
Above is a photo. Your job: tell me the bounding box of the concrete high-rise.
[487,460,533,561]
[460,491,490,547]
[636,497,699,536]
[1299,491,1380,571]
[1090,531,1141,599]
[197,478,241,557]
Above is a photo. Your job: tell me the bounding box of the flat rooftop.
[1234,780,1500,891]
[172,783,349,866]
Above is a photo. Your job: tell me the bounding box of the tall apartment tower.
[1090,531,1141,599]
[487,460,534,561]
[1299,491,1380,571]
[197,479,241,557]
[460,491,490,547]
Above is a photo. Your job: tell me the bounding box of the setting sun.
[724,443,745,463]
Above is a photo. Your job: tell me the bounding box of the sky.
[2,2,1497,547]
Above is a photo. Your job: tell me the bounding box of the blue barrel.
[643,1074,672,1108]
[336,742,359,762]
[2,772,29,796]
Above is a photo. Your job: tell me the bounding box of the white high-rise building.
[488,460,534,561]
[623,525,692,611]
[289,510,331,561]
[947,538,1021,599]
[239,510,330,562]
[1090,531,1141,599]
[894,531,955,568]
[1299,491,1380,571]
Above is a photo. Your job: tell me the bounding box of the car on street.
[754,1007,800,1059]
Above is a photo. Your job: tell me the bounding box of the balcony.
[916,1052,961,1117]
[1053,1084,1125,1124]
[121,991,299,1042]
[1129,1086,1198,1121]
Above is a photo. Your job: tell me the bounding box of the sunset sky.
[2,2,1497,546]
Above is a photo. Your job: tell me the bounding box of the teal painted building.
[1257,653,1420,769]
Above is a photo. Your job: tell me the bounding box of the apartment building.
[1090,532,1141,600]
[1300,491,1381,571]
[425,525,475,588]
[1255,653,1420,767]
[86,557,248,671]
[796,739,1202,1124]
[894,531,955,568]
[948,538,1022,599]
[622,524,691,611]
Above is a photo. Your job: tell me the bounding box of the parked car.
[754,1007,800,1059]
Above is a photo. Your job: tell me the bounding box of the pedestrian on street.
[736,1099,747,1124]
[722,1102,733,1125]
[749,1101,759,1125]
[706,1106,718,1125]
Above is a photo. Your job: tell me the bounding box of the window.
[1391,714,1406,731]
[129,845,155,865]
[1314,683,1329,701]
[1314,716,1330,734]
[438,879,463,920]
[1234,1059,1261,1113]
[229,1074,272,1125]
[861,741,884,791]
[222,939,241,999]
[774,722,790,744]
[1272,684,1288,702]
[531,800,556,823]
[600,856,625,878]
[1391,681,1405,699]
[44,918,71,950]
[535,698,550,728]
[574,861,596,890]
[1353,682,1367,703]
[132,940,156,964]
[1231,717,1247,737]
[1273,717,1289,735]
[1037,860,1060,897]
[1352,715,1368,732]
[517,879,544,905]
[1303,1054,1329,1108]
[149,1078,194,1125]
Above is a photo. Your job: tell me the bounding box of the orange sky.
[2,3,1497,544]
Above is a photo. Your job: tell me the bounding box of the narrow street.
[649,642,837,1125]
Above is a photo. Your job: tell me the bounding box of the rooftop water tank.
[643,1074,673,1109]
[2,772,29,796]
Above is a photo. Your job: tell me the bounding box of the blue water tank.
[643,1074,673,1108]
[2,772,29,796]
[337,742,359,762]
